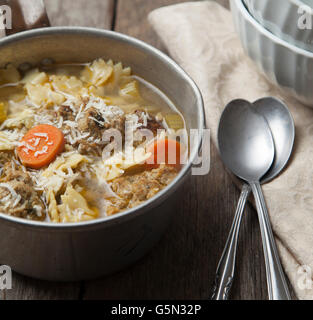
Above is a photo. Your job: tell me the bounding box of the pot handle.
[0,0,50,36]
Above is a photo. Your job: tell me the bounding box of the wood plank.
[3,274,81,300]
[83,0,268,300]
[44,0,115,29]
[0,0,115,300]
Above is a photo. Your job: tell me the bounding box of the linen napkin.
[149,1,313,300]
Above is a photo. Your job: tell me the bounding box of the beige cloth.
[149,1,313,300]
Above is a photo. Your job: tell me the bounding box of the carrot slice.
[17,124,65,169]
[145,139,182,170]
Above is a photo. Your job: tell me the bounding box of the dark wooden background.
[0,0,271,300]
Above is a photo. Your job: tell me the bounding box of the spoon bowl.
[218,99,275,181]
[255,97,295,184]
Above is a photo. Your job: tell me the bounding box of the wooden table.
[1,0,270,300]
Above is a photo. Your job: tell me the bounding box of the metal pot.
[0,1,205,281]
[243,0,313,52]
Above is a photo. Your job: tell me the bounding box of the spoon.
[212,98,293,300]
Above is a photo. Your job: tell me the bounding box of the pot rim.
[237,0,313,58]
[244,0,313,11]
[0,26,205,230]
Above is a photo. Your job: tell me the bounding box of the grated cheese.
[34,146,48,157]
[126,113,142,130]
[88,116,105,127]
[84,97,124,123]
[75,103,84,122]
[63,120,78,128]
[57,116,64,128]
[12,194,21,208]
[67,129,90,145]
[34,205,42,217]
[18,141,36,151]
[0,183,18,199]
[34,132,49,141]
[35,138,41,146]
[1,194,11,203]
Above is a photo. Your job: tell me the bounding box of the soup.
[0,59,187,223]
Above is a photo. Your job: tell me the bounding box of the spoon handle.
[250,182,291,300]
[211,183,251,300]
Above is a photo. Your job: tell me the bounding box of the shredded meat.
[55,105,76,121]
[77,107,125,155]
[135,110,164,135]
[106,165,177,215]
[0,151,12,168]
[53,102,162,156]
[78,107,125,136]
[0,161,46,221]
[132,110,164,147]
